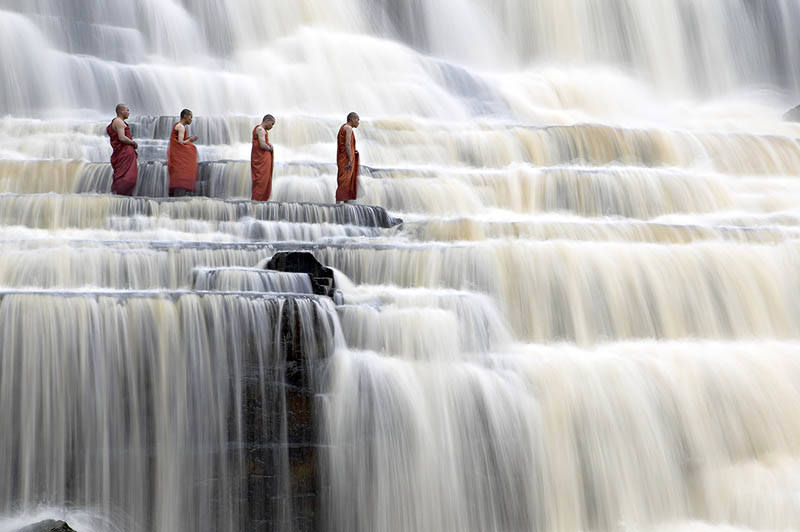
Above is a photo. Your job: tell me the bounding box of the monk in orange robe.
[335,112,360,203]
[106,103,138,195]
[167,108,199,197]
[251,114,275,201]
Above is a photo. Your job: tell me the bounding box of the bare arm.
[175,123,197,144]
[344,125,353,170]
[256,126,271,151]
[113,118,137,149]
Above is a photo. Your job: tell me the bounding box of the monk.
[251,114,275,201]
[106,103,138,195]
[167,108,199,197]
[335,112,360,203]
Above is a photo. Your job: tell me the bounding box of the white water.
[1,2,800,532]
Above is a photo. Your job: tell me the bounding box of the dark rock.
[235,295,333,532]
[266,252,336,298]
[784,105,800,122]
[16,520,77,532]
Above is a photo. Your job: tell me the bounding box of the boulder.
[265,251,336,298]
[784,104,800,122]
[16,521,76,532]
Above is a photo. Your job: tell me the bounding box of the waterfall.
[192,268,316,293]
[1,1,800,532]
[0,292,341,532]
[322,341,800,531]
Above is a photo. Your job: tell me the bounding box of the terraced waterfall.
[1,1,800,532]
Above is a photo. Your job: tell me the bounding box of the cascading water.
[0,292,340,532]
[1,2,799,532]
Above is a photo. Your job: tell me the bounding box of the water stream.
[1,2,800,531]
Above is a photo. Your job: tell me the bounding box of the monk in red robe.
[167,108,199,197]
[335,112,360,203]
[106,103,138,195]
[251,114,275,201]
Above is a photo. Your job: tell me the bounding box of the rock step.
[192,267,316,295]
[0,194,402,229]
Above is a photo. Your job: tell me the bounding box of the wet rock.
[16,520,77,532]
[266,252,336,298]
[234,295,334,532]
[784,104,800,122]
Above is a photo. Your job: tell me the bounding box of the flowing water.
[1,1,800,532]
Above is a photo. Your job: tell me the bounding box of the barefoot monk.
[335,112,360,203]
[106,103,138,195]
[251,114,275,201]
[167,108,199,197]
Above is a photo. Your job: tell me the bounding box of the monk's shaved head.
[180,109,192,119]
[262,114,275,123]
[347,112,359,122]
[115,103,130,119]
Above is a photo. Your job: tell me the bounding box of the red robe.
[167,122,198,193]
[106,120,138,195]
[251,126,274,201]
[335,124,359,202]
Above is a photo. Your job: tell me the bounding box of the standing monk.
[251,114,275,201]
[167,108,199,197]
[335,112,360,203]
[107,103,138,195]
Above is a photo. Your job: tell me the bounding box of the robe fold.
[106,120,138,196]
[167,122,198,193]
[335,124,359,202]
[251,126,274,201]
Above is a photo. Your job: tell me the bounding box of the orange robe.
[335,124,359,202]
[251,126,274,201]
[106,120,138,195]
[167,122,198,193]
